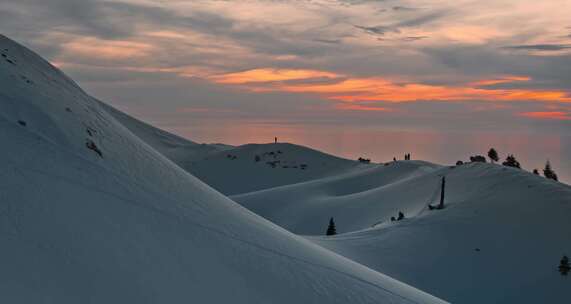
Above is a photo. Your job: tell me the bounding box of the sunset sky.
[2,0,571,177]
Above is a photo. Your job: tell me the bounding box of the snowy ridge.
[186,142,364,195]
[0,35,446,303]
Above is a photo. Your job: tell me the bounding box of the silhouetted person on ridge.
[560,255,570,276]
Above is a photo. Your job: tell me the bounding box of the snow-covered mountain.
[234,160,571,303]
[0,35,447,303]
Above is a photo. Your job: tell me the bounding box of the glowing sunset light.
[437,25,506,44]
[62,37,154,60]
[519,111,571,120]
[211,68,341,84]
[334,103,392,112]
[145,31,187,39]
[213,69,571,105]
[281,78,396,94]
[330,86,571,103]
[470,76,531,86]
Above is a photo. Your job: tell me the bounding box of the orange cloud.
[519,111,571,120]
[335,104,391,112]
[211,69,571,107]
[145,31,187,39]
[283,79,571,103]
[210,68,340,84]
[470,75,531,86]
[437,26,506,44]
[63,37,153,60]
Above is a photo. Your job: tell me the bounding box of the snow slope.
[234,160,571,303]
[99,101,232,163]
[186,142,364,195]
[0,35,447,304]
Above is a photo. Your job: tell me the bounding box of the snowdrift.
[235,158,571,303]
[233,160,442,234]
[0,35,446,304]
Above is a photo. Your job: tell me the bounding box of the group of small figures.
[392,153,412,162]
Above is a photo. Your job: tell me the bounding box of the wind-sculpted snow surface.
[234,157,571,303]
[0,35,447,304]
[233,160,442,234]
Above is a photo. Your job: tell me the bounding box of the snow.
[99,100,232,163]
[0,35,447,304]
[185,142,364,195]
[233,160,442,234]
[234,160,571,303]
[102,101,365,196]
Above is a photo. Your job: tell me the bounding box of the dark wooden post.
[439,176,446,209]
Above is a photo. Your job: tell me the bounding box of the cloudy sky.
[2,0,571,176]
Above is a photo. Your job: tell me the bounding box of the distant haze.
[163,121,571,184]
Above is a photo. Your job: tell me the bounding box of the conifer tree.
[488,148,499,163]
[502,154,521,168]
[543,161,558,181]
[326,217,337,236]
[533,169,540,175]
[559,255,570,276]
